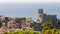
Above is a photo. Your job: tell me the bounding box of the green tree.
[41,21,55,30]
[4,32,9,34]
[42,21,57,34]
[9,32,15,34]
[14,30,40,34]
[55,29,60,34]
[58,20,60,28]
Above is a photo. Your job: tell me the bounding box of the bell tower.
[37,9,43,23]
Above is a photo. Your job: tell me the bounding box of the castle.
[37,9,58,28]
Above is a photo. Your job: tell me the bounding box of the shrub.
[4,30,40,34]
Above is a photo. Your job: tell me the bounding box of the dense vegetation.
[4,30,40,34]
[41,21,60,34]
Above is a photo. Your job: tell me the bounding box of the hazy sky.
[0,0,60,21]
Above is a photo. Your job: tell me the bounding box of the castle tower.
[37,9,43,23]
